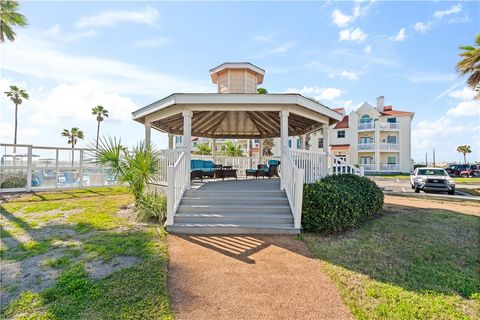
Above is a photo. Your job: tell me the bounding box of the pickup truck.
[410,167,455,195]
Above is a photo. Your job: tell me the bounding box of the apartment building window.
[387,117,397,123]
[360,156,373,164]
[360,115,372,124]
[288,140,292,148]
[297,139,301,149]
[318,138,324,149]
[360,137,374,144]
[175,136,182,144]
[337,130,345,138]
[387,136,397,144]
[387,156,397,164]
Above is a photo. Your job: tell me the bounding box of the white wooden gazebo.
[132,63,360,233]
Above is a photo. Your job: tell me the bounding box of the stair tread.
[179,204,290,208]
[171,223,295,228]
[176,212,293,217]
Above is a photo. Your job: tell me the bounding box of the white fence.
[0,144,119,193]
[329,154,363,176]
[166,152,187,226]
[289,149,327,183]
[283,149,304,229]
[156,149,184,184]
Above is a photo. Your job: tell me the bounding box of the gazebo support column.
[212,138,217,163]
[145,122,151,146]
[300,135,306,150]
[168,134,174,150]
[322,123,329,175]
[183,110,193,188]
[280,110,289,190]
[259,139,264,164]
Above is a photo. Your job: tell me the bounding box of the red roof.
[381,110,413,116]
[331,144,350,151]
[333,115,349,129]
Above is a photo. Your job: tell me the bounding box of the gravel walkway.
[168,234,353,320]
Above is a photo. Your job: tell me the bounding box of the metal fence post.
[26,145,33,192]
[79,150,84,187]
[55,149,59,189]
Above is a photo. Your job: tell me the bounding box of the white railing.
[166,151,187,226]
[361,164,376,171]
[1,143,118,193]
[289,149,327,183]
[329,155,364,176]
[358,143,375,150]
[156,149,184,185]
[380,164,400,171]
[358,123,375,130]
[282,148,304,229]
[378,122,399,130]
[380,143,400,151]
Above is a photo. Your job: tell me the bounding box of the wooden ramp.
[167,179,299,234]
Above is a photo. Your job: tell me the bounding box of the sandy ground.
[384,195,480,216]
[167,234,353,320]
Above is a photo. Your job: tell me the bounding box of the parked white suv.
[410,167,455,195]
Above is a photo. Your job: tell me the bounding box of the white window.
[360,115,372,124]
[387,156,397,164]
[360,156,374,164]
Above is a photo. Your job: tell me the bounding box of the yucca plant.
[90,137,160,203]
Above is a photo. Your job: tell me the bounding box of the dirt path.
[384,195,480,216]
[167,235,353,320]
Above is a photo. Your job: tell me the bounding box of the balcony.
[358,143,375,151]
[357,122,399,131]
[380,164,400,171]
[361,164,376,171]
[380,143,400,151]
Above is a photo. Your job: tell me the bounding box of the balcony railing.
[380,143,400,151]
[380,164,400,171]
[358,143,375,150]
[358,122,399,130]
[361,164,376,171]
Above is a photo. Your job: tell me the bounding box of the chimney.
[376,96,384,112]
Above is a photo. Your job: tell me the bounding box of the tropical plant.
[91,137,160,206]
[4,85,28,145]
[195,143,212,155]
[263,138,274,156]
[0,0,27,43]
[223,141,243,156]
[457,34,480,100]
[91,105,109,149]
[61,127,84,166]
[257,87,268,94]
[456,145,472,164]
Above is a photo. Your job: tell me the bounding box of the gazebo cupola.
[210,62,265,94]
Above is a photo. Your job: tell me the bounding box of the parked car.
[410,167,455,195]
[445,164,468,177]
[459,165,479,178]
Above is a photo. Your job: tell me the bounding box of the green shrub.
[302,174,384,233]
[1,175,27,188]
[136,191,167,223]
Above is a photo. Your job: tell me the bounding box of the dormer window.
[360,115,372,124]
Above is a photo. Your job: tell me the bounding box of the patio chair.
[191,160,216,180]
[264,160,280,178]
[246,164,266,179]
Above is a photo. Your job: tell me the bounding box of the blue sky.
[1,1,479,163]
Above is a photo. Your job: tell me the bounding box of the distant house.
[275,96,414,173]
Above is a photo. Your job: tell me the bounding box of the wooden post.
[183,110,192,188]
[212,138,217,163]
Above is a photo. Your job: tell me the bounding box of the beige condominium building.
[274,96,414,173]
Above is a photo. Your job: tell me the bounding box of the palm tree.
[0,0,27,43]
[457,34,480,100]
[456,145,472,164]
[224,141,243,157]
[61,127,84,166]
[91,105,109,149]
[4,85,28,146]
[257,87,268,94]
[195,143,212,155]
[263,138,274,156]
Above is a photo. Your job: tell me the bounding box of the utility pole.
[433,149,436,168]
[425,153,428,166]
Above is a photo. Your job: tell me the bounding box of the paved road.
[370,177,480,200]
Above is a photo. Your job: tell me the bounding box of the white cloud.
[446,101,480,118]
[0,122,40,143]
[255,42,296,58]
[76,6,160,29]
[449,87,477,101]
[414,22,430,33]
[391,28,406,42]
[252,32,277,42]
[1,34,211,97]
[329,70,359,81]
[45,24,97,42]
[434,4,461,19]
[364,45,372,53]
[284,86,342,101]
[330,1,373,27]
[339,28,368,43]
[134,36,172,48]
[408,73,456,83]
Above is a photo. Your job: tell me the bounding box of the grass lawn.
[453,177,480,185]
[371,175,480,185]
[457,188,480,197]
[305,198,480,320]
[1,187,173,320]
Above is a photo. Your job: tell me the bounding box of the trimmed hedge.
[302,174,384,233]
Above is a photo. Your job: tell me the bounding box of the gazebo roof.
[210,62,265,84]
[132,93,342,139]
